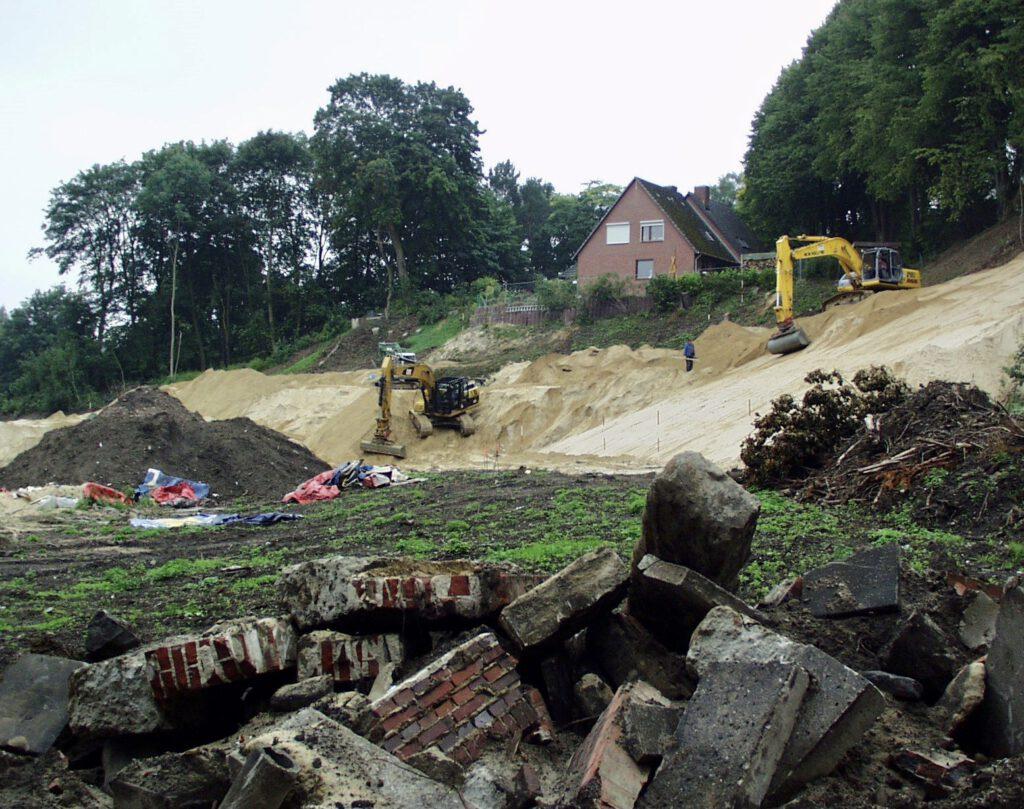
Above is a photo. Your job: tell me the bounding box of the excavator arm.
[769,234,867,355]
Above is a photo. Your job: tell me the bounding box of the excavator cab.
[861,247,903,286]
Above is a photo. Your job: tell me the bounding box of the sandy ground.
[4,253,1023,474]
[0,411,89,467]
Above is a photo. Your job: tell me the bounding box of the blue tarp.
[135,468,211,501]
[130,512,302,530]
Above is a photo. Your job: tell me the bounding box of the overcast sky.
[0,0,836,311]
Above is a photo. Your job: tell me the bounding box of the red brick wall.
[577,181,697,291]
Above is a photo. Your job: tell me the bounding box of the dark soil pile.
[314,316,420,373]
[802,381,1024,538]
[0,387,329,501]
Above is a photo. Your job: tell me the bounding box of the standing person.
[684,340,696,372]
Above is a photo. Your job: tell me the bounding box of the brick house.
[574,178,765,290]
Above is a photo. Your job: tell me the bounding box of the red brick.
[396,740,423,758]
[492,671,519,692]
[400,721,422,742]
[453,694,488,723]
[382,735,403,753]
[170,646,188,689]
[381,705,420,733]
[451,687,474,706]
[184,641,198,667]
[482,645,504,664]
[412,677,433,696]
[394,688,415,708]
[482,665,504,683]
[421,680,454,708]
[374,697,397,717]
[320,639,334,676]
[153,646,172,673]
[419,716,454,746]
[449,575,471,596]
[452,746,472,766]
[436,700,456,718]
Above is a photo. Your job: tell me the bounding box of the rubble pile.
[2,452,1024,807]
[0,387,329,500]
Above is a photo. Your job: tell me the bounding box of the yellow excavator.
[360,354,480,458]
[767,234,922,355]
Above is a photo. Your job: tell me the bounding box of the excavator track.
[457,414,475,437]
[822,289,874,311]
[410,410,434,438]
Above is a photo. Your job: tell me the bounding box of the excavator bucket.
[767,327,811,356]
[360,437,407,458]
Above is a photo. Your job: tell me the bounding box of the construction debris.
[499,547,628,651]
[938,659,986,737]
[84,610,140,662]
[880,611,959,701]
[0,654,85,755]
[803,545,900,618]
[981,579,1024,757]
[632,451,760,590]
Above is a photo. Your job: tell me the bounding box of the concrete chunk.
[639,661,809,809]
[804,545,900,618]
[85,610,140,662]
[880,611,958,701]
[686,606,885,799]
[938,659,985,738]
[0,654,85,754]
[279,556,541,631]
[959,591,999,650]
[574,673,614,720]
[108,749,230,809]
[630,554,762,649]
[586,611,694,700]
[981,582,1024,756]
[242,709,464,808]
[499,548,628,651]
[556,682,663,809]
[269,675,333,712]
[631,452,760,590]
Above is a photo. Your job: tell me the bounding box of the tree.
[712,172,743,208]
[312,73,492,303]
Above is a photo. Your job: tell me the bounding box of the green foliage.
[582,274,627,307]
[742,0,1022,252]
[405,317,464,353]
[647,268,774,313]
[535,278,577,313]
[486,538,613,570]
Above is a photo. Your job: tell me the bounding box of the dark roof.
[688,197,767,256]
[637,179,735,264]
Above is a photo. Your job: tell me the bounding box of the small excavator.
[767,234,922,355]
[360,354,480,458]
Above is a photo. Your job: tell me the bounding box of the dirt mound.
[802,381,1024,537]
[0,387,329,500]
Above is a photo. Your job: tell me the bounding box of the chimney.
[693,185,711,210]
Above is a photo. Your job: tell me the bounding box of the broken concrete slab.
[0,654,85,755]
[85,610,140,662]
[981,581,1024,757]
[880,611,958,701]
[938,659,985,738]
[241,708,464,808]
[639,661,808,809]
[279,556,541,631]
[269,674,333,712]
[687,606,886,800]
[296,629,403,685]
[804,545,900,618]
[574,673,614,720]
[368,632,546,768]
[555,682,659,809]
[631,452,760,591]
[863,670,925,701]
[539,653,574,724]
[70,616,297,739]
[310,690,373,736]
[108,748,230,809]
[586,610,694,700]
[617,682,681,767]
[499,548,628,652]
[219,746,299,809]
[959,590,999,651]
[630,554,762,649]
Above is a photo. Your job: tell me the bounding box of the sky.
[0,0,837,311]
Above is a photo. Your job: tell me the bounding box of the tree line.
[1,74,620,414]
[739,0,1022,254]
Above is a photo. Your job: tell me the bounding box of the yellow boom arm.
[773,235,864,328]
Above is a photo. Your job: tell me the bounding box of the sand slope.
[5,252,1022,475]
[0,411,90,468]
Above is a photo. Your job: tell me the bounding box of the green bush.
[535,278,578,312]
[645,267,775,314]
[582,274,627,307]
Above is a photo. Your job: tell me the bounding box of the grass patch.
[487,538,612,570]
[283,346,326,374]
[145,557,227,582]
[405,317,463,354]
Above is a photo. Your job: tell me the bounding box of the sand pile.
[0,411,89,467]
[8,251,1024,474]
[0,387,329,500]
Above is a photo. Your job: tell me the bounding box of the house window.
[636,259,654,280]
[606,222,630,245]
[640,220,664,242]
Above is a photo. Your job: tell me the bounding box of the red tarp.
[151,481,200,507]
[82,482,132,505]
[282,469,341,505]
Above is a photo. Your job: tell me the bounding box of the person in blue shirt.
[684,340,696,372]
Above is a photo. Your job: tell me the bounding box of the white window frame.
[605,222,630,245]
[636,259,654,280]
[640,220,665,243]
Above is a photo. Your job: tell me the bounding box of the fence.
[470,295,654,328]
